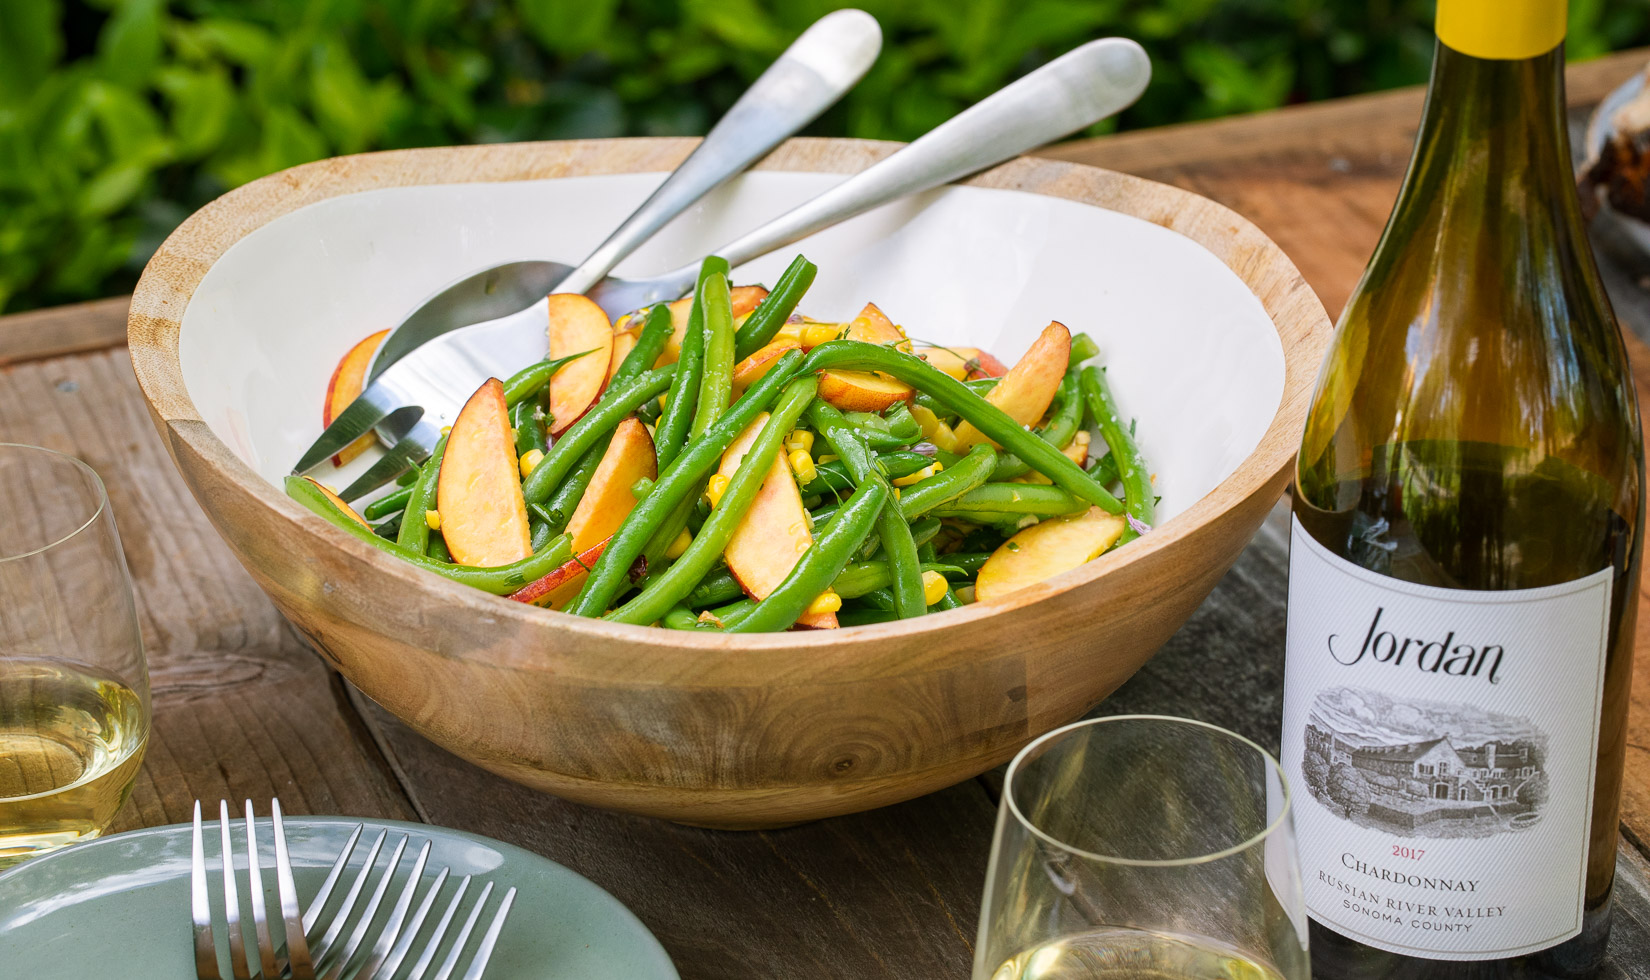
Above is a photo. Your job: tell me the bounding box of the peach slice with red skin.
[305,477,371,527]
[323,328,390,465]
[720,414,837,629]
[730,339,802,397]
[605,329,638,389]
[656,285,770,367]
[509,539,608,609]
[564,418,657,553]
[818,302,917,412]
[437,379,532,567]
[919,345,1008,381]
[974,506,1127,602]
[953,321,1071,450]
[547,293,615,436]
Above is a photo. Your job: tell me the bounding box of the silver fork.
[192,798,517,980]
[293,37,1152,500]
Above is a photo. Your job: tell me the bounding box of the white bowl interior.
[179,170,1285,523]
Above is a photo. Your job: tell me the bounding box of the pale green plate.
[0,815,678,979]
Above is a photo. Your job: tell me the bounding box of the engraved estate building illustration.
[1302,688,1548,836]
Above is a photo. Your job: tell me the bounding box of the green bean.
[801,451,933,497]
[396,467,419,487]
[734,255,816,360]
[993,369,1082,480]
[831,560,965,599]
[372,515,402,539]
[726,477,888,633]
[608,376,818,626]
[655,256,728,469]
[564,350,805,617]
[928,483,1086,518]
[1069,331,1100,366]
[908,516,942,549]
[897,443,997,521]
[1081,365,1154,542]
[541,431,611,532]
[708,598,756,629]
[807,400,924,618]
[521,365,675,504]
[530,520,556,552]
[859,587,897,612]
[946,552,992,575]
[511,398,548,460]
[395,433,449,553]
[503,350,596,406]
[631,476,655,500]
[932,589,963,611]
[427,532,450,562]
[916,540,938,564]
[613,303,674,387]
[842,408,921,445]
[685,567,743,608]
[288,476,573,593]
[693,272,735,438]
[1089,452,1120,487]
[838,607,899,627]
[662,606,703,630]
[913,378,995,420]
[802,341,1122,513]
[364,485,413,521]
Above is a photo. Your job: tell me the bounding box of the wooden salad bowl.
[128,137,1330,828]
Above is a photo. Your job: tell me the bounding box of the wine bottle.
[1281,1,1642,976]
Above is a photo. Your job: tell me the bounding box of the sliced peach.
[730,339,801,397]
[920,345,1008,381]
[656,284,770,367]
[547,293,615,436]
[953,321,1071,450]
[975,506,1127,602]
[509,539,608,609]
[564,418,657,553]
[720,414,835,629]
[437,379,532,567]
[817,370,916,412]
[305,477,371,527]
[322,328,390,465]
[605,329,638,389]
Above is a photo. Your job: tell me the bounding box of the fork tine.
[319,835,409,980]
[367,865,450,980]
[217,802,251,980]
[292,382,403,475]
[458,887,516,980]
[191,802,222,980]
[430,881,494,980]
[242,801,279,979]
[271,800,315,980]
[336,419,437,501]
[301,823,364,935]
[312,828,388,959]
[404,875,472,980]
[354,839,433,980]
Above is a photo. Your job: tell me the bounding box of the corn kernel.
[893,461,941,487]
[909,404,961,453]
[785,429,814,453]
[955,585,976,605]
[519,448,545,479]
[806,590,842,615]
[440,425,452,435]
[788,449,818,484]
[706,474,731,507]
[666,528,692,559]
[424,509,442,531]
[921,570,949,606]
[774,327,803,346]
[818,453,839,465]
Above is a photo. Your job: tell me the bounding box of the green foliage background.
[3,0,1648,313]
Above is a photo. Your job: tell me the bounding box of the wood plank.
[351,692,995,980]
[0,295,130,366]
[0,348,414,828]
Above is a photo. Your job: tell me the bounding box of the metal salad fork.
[292,37,1152,501]
[190,799,516,980]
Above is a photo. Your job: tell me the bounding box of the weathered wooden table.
[6,49,1650,978]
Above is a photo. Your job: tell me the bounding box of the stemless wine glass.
[0,444,149,869]
[975,715,1308,980]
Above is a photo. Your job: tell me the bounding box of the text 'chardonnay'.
[1282,0,1643,977]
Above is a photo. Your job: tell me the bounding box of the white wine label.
[1282,515,1610,960]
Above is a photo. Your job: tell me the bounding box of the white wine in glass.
[0,445,149,869]
[974,716,1309,980]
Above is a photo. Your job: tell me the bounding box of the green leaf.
[681,0,787,54]
[97,0,165,89]
[516,0,621,57]
[77,161,151,217]
[0,0,62,105]
[156,66,235,158]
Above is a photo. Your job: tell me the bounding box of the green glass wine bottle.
[1281,0,1643,976]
